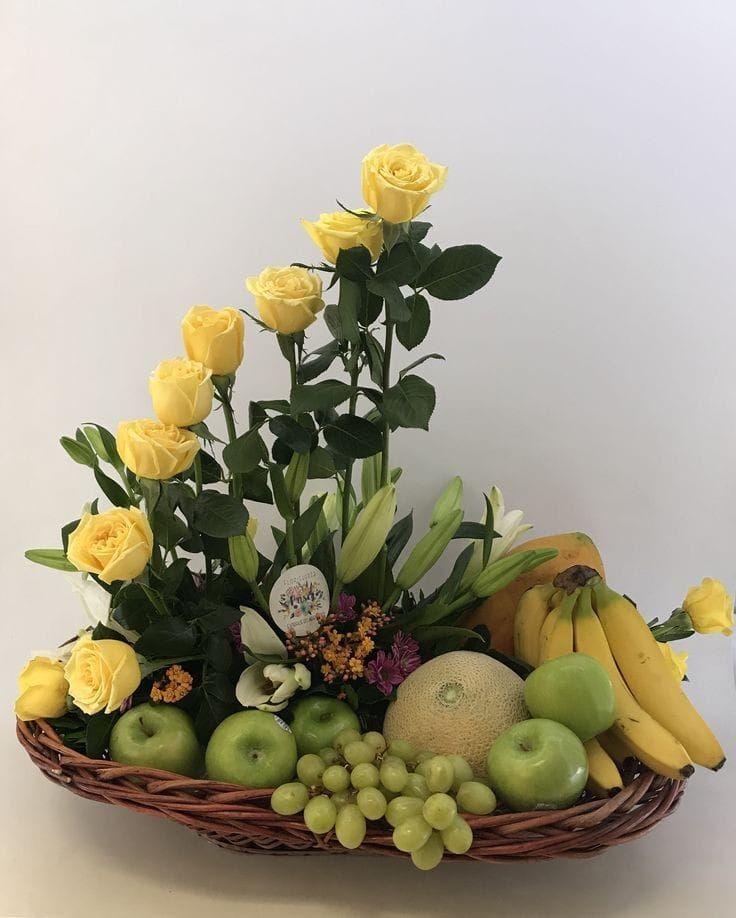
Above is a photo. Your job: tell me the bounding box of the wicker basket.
[17,718,685,862]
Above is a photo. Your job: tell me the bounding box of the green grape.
[304,795,337,835]
[379,755,409,793]
[335,803,367,850]
[270,782,309,816]
[343,740,375,767]
[415,759,430,777]
[416,750,436,765]
[411,831,445,871]
[356,787,387,821]
[386,795,425,828]
[322,764,351,793]
[333,728,362,753]
[362,731,387,756]
[387,738,416,762]
[402,773,430,801]
[456,781,497,816]
[319,747,341,766]
[350,762,380,789]
[330,790,354,809]
[441,814,473,854]
[425,756,454,793]
[296,753,326,787]
[422,793,457,830]
[448,754,474,791]
[393,814,433,853]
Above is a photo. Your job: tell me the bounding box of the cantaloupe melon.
[382,651,528,776]
[461,532,605,656]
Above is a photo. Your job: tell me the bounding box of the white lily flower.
[236,608,311,711]
[235,661,312,712]
[240,606,288,664]
[460,486,533,589]
[63,571,140,641]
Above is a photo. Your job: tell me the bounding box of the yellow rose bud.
[301,210,383,264]
[245,266,325,335]
[683,577,734,635]
[181,305,244,376]
[657,642,689,681]
[14,656,69,721]
[116,419,199,480]
[361,143,448,224]
[67,507,154,584]
[64,634,141,715]
[149,358,214,427]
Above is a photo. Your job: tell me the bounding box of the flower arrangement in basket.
[17,144,731,869]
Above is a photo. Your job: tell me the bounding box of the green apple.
[205,710,297,787]
[487,719,588,812]
[109,703,203,777]
[523,653,616,741]
[289,695,360,756]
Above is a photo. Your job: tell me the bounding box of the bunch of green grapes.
[270,730,498,870]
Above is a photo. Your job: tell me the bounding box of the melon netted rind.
[382,651,528,777]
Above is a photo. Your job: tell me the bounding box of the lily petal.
[240,607,287,664]
[235,662,272,707]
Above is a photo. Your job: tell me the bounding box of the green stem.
[193,453,203,496]
[380,319,394,487]
[287,339,298,392]
[341,363,360,542]
[250,580,270,613]
[285,519,298,568]
[220,391,241,498]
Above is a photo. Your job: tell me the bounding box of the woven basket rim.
[16,717,686,862]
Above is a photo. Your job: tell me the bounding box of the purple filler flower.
[391,631,421,676]
[333,593,357,623]
[118,696,133,714]
[228,620,244,653]
[365,650,405,696]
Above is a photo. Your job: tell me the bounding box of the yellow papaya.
[461,532,605,656]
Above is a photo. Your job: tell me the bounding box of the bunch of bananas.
[514,568,725,796]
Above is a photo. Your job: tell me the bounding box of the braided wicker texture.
[17,718,685,862]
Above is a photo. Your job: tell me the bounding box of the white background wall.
[1,2,735,916]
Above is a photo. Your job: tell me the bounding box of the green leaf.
[291,380,355,414]
[337,276,361,342]
[383,375,436,431]
[86,712,118,759]
[292,494,328,552]
[386,512,413,568]
[454,522,487,540]
[335,245,373,281]
[399,353,444,378]
[418,244,500,300]
[323,415,383,459]
[269,463,295,520]
[307,446,336,479]
[194,604,241,633]
[407,222,431,244]
[193,491,249,537]
[204,632,234,672]
[366,278,411,321]
[396,294,430,350]
[24,548,77,572]
[112,582,161,632]
[363,332,385,386]
[413,625,484,646]
[60,435,96,467]
[223,427,268,473]
[269,415,313,454]
[194,672,237,743]
[188,421,225,444]
[94,466,132,508]
[440,544,476,601]
[135,617,198,658]
[375,242,421,285]
[138,477,161,514]
[240,466,273,504]
[299,340,340,383]
[82,424,125,477]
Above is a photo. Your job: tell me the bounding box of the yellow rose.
[64,634,141,715]
[67,506,154,584]
[361,143,448,224]
[301,210,384,264]
[149,358,214,427]
[657,642,689,681]
[181,305,244,376]
[246,266,325,335]
[683,577,734,635]
[14,656,69,721]
[117,419,199,480]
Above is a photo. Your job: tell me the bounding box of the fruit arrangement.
[15,144,731,866]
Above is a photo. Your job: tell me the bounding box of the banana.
[514,584,556,666]
[594,582,725,771]
[598,729,635,767]
[573,588,694,781]
[538,589,579,664]
[584,737,623,797]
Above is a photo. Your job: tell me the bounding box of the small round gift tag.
[269,564,329,636]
